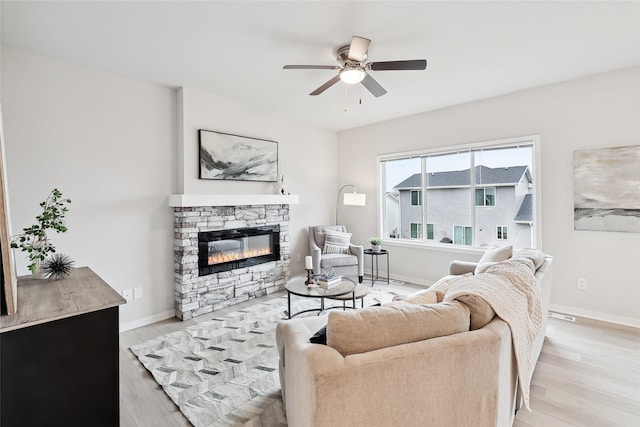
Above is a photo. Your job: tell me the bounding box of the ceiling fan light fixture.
[339,68,366,84]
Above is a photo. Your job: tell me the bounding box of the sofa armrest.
[276,317,346,427]
[449,260,477,275]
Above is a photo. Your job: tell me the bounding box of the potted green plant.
[369,237,382,253]
[11,188,71,277]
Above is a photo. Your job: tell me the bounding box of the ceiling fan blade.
[310,75,341,96]
[347,36,371,62]
[283,65,340,70]
[361,74,387,97]
[369,59,427,71]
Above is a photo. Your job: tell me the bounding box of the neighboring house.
[385,192,400,238]
[393,165,533,248]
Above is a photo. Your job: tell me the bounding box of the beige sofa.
[276,248,553,427]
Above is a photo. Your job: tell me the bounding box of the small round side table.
[363,248,390,286]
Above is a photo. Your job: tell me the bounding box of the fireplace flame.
[208,247,272,265]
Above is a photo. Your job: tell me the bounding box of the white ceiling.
[2,1,639,131]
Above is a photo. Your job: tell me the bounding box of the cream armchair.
[308,225,364,283]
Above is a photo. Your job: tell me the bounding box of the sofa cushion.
[428,273,472,302]
[512,248,546,271]
[454,294,496,330]
[393,289,438,305]
[322,229,352,254]
[474,245,513,274]
[309,325,327,345]
[326,300,470,356]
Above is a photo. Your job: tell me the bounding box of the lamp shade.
[343,192,366,206]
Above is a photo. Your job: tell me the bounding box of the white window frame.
[475,187,496,207]
[497,226,508,240]
[376,135,542,252]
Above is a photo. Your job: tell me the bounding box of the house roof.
[394,165,530,189]
[514,194,533,223]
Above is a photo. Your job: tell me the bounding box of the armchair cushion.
[321,253,359,268]
[322,229,352,254]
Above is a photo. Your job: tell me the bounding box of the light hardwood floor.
[120,288,640,427]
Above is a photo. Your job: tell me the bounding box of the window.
[410,223,422,239]
[378,136,538,249]
[426,223,434,240]
[475,187,496,206]
[454,226,473,246]
[497,226,508,240]
[410,190,422,206]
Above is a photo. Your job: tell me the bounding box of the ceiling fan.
[283,36,427,97]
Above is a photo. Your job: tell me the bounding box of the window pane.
[410,223,422,239]
[485,187,496,206]
[426,223,434,240]
[426,152,471,244]
[465,226,473,246]
[474,146,533,248]
[383,158,421,239]
[411,190,422,206]
[475,188,484,206]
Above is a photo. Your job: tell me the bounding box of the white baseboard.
[549,304,640,329]
[119,309,176,333]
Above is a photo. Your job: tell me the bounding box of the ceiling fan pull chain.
[344,83,348,112]
[359,83,363,105]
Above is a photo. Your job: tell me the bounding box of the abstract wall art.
[574,145,640,233]
[199,129,278,182]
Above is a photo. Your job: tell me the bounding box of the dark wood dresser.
[0,267,126,426]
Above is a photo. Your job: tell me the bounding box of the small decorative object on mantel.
[42,253,75,280]
[275,173,287,195]
[369,237,382,252]
[10,188,71,278]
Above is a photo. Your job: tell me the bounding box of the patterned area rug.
[130,288,399,427]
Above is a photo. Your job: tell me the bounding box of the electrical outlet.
[122,289,132,300]
[577,278,587,290]
[134,287,143,300]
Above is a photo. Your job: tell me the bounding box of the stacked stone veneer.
[174,204,291,320]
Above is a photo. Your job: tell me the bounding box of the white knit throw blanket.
[444,260,542,410]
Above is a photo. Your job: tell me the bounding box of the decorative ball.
[42,253,75,280]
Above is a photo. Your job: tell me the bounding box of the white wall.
[0,47,339,329]
[338,67,640,327]
[1,47,177,329]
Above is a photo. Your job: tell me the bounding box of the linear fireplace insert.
[198,225,280,276]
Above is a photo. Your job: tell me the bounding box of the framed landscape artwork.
[574,145,640,233]
[199,129,278,182]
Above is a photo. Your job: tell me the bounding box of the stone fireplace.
[172,194,298,320]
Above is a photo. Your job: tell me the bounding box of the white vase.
[32,261,45,280]
[371,244,381,253]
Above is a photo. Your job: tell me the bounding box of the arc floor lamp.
[336,184,366,225]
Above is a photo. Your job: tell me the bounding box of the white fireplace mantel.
[169,194,299,207]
